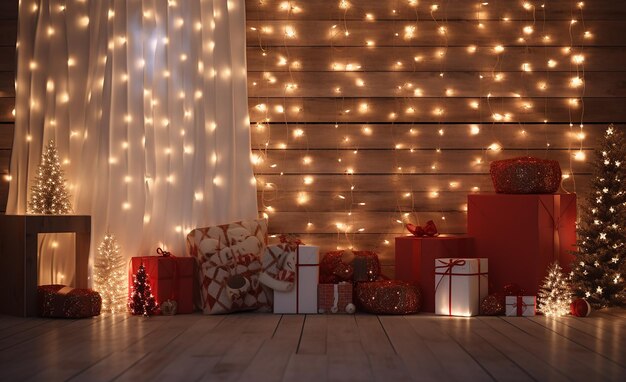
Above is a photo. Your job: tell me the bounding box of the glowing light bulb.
[547,59,557,68]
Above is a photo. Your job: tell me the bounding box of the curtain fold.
[8,0,257,284]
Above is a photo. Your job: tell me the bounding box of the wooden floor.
[0,309,625,381]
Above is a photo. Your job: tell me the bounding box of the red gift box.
[395,235,474,313]
[130,255,196,314]
[468,194,576,296]
[318,283,353,314]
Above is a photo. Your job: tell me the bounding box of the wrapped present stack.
[394,157,577,316]
[468,157,576,296]
[130,248,196,315]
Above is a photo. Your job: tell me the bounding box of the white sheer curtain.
[8,0,257,284]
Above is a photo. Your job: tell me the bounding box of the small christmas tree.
[538,262,572,317]
[93,233,127,314]
[27,139,72,214]
[128,263,158,316]
[571,125,626,308]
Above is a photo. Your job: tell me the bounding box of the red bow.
[406,220,439,237]
[279,234,303,250]
[156,247,172,257]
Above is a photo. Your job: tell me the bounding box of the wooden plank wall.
[0,1,17,213]
[245,0,626,273]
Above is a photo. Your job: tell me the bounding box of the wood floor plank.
[473,317,570,382]
[154,355,221,381]
[326,315,375,382]
[431,317,535,382]
[495,317,626,381]
[354,315,412,382]
[297,314,327,355]
[377,315,443,382]
[528,316,626,366]
[404,315,494,381]
[237,315,304,382]
[282,354,328,382]
[200,314,281,381]
[68,351,148,382]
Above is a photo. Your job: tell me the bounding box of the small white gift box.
[435,258,488,317]
[272,245,319,314]
[505,296,536,316]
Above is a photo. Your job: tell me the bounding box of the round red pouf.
[570,298,592,317]
[38,285,102,318]
[490,156,562,194]
[355,280,422,314]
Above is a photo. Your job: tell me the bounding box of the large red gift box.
[467,194,576,296]
[130,256,196,314]
[395,235,474,312]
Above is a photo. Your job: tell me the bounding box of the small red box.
[395,235,474,313]
[318,283,353,314]
[468,194,576,296]
[130,256,196,314]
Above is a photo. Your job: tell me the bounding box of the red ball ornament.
[480,293,505,316]
[570,298,592,317]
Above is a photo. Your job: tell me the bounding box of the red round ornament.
[480,293,505,316]
[490,156,562,194]
[570,298,592,317]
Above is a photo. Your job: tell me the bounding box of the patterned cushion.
[38,285,102,318]
[186,219,271,314]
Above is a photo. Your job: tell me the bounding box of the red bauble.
[490,156,561,194]
[319,250,381,284]
[481,293,505,316]
[570,298,592,317]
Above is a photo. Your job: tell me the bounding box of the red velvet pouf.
[38,285,102,318]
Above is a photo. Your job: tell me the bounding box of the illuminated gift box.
[505,295,537,316]
[435,258,488,317]
[273,245,319,314]
[468,194,576,295]
[130,255,196,314]
[395,235,474,312]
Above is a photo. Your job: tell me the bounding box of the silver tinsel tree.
[93,233,127,314]
[538,262,572,317]
[27,139,72,214]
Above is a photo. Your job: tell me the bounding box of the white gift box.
[435,258,488,317]
[505,296,536,316]
[273,245,319,314]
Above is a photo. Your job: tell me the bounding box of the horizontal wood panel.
[0,123,13,149]
[247,20,619,47]
[0,21,17,46]
[248,97,612,123]
[247,47,626,72]
[255,174,590,192]
[252,123,598,150]
[258,187,590,212]
[0,72,14,97]
[252,149,591,174]
[0,2,17,20]
[0,98,14,122]
[0,47,15,71]
[266,211,466,235]
[248,71,625,98]
[246,0,626,21]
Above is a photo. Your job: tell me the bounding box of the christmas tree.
[27,139,72,214]
[538,262,572,317]
[571,125,626,308]
[128,263,158,316]
[93,233,127,314]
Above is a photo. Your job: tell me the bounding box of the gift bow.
[157,247,172,257]
[406,220,439,237]
[279,234,303,250]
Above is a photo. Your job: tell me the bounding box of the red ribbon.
[435,259,487,316]
[508,296,533,316]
